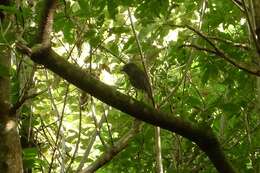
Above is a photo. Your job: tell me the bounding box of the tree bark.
[0,46,23,173]
[29,45,238,173]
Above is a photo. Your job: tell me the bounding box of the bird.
[122,63,152,100]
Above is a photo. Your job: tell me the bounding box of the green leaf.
[110,26,130,34]
[186,96,203,107]
[201,63,219,84]
[0,5,17,15]
[222,103,240,114]
[107,0,118,19]
[108,42,119,56]
[0,64,10,77]
[23,148,38,158]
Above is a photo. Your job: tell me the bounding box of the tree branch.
[241,0,260,53]
[168,24,260,76]
[253,0,260,52]
[10,89,47,114]
[23,44,237,173]
[230,0,244,12]
[36,0,57,46]
[206,36,250,50]
[80,120,143,173]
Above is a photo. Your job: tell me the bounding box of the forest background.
[0,0,259,173]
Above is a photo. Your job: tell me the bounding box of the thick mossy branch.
[36,0,57,46]
[30,46,237,173]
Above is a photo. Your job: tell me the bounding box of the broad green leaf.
[107,0,118,19]
[0,64,9,77]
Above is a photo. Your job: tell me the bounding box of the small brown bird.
[122,63,152,99]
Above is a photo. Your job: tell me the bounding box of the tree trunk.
[0,46,23,172]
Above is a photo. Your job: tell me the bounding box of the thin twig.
[230,0,245,12]
[10,89,48,114]
[207,36,250,50]
[127,8,156,106]
[167,24,260,76]
[65,95,83,173]
[241,0,260,52]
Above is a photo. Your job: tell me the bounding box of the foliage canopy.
[1,0,259,172]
